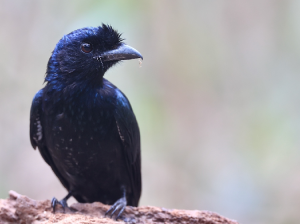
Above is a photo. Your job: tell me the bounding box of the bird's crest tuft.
[101,23,124,44]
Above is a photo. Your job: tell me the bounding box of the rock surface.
[0,191,239,224]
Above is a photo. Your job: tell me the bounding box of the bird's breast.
[42,84,131,187]
[45,103,124,181]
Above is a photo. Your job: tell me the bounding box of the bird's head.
[46,24,143,86]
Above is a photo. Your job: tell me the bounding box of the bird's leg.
[105,186,127,220]
[51,191,73,213]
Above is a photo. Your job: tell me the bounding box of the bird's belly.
[45,111,129,202]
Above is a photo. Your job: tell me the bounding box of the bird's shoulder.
[94,79,133,111]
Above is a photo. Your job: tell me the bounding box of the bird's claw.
[105,197,127,220]
[51,197,69,213]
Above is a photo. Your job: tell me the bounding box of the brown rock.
[0,191,239,224]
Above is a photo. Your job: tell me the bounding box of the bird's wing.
[30,89,70,190]
[114,94,141,206]
[30,89,46,150]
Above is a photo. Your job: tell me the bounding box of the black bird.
[30,24,142,219]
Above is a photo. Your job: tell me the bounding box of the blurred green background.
[1,0,300,223]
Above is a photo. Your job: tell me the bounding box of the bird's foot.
[105,197,127,220]
[51,197,69,213]
[51,191,73,213]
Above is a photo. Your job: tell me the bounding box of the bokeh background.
[1,0,300,223]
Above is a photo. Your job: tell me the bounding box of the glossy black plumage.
[30,25,142,218]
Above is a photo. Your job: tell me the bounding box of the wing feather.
[113,93,141,206]
[30,89,70,190]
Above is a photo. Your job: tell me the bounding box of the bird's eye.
[81,43,93,53]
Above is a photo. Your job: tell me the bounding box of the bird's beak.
[94,43,143,62]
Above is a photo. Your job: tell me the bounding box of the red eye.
[81,43,93,53]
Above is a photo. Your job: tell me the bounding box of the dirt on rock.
[0,191,239,224]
